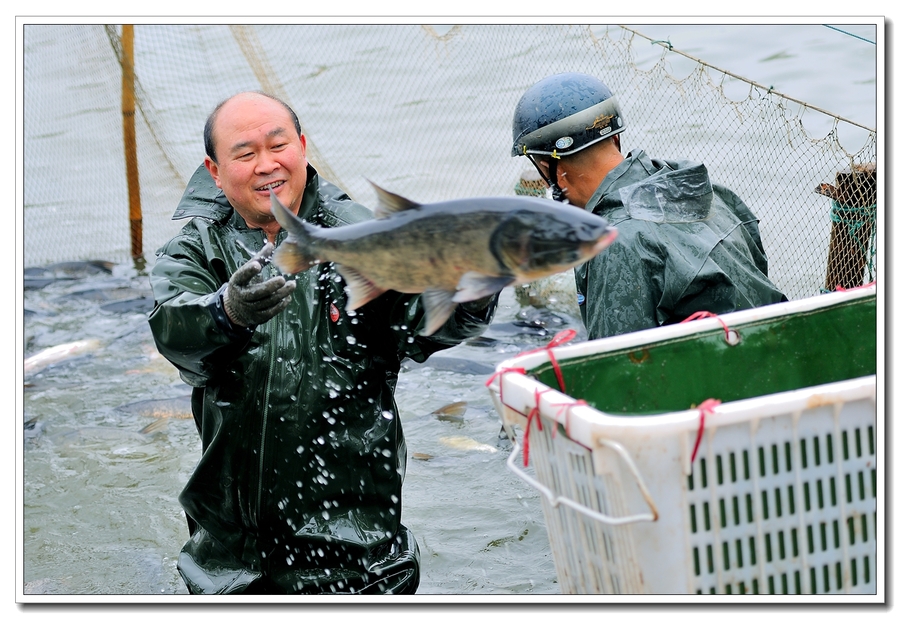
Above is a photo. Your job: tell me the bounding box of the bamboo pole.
[121,25,143,263]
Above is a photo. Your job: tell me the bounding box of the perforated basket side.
[492,376,877,595]
[686,397,877,594]
[526,424,647,594]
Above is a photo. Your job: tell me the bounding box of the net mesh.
[22,24,877,301]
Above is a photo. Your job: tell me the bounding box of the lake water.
[18,20,881,603]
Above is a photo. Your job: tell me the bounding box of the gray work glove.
[223,242,296,327]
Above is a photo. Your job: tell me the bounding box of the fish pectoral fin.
[140,418,168,435]
[452,272,515,303]
[420,288,459,336]
[368,180,423,218]
[273,243,317,274]
[336,265,386,311]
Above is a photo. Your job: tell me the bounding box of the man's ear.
[204,156,222,189]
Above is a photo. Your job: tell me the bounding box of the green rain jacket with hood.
[149,164,497,594]
[575,150,787,339]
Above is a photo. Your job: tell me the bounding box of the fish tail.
[270,192,318,273]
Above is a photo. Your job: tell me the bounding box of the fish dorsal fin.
[368,180,422,219]
[419,288,458,336]
[335,264,386,311]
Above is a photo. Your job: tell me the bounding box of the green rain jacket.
[575,150,787,339]
[149,164,496,594]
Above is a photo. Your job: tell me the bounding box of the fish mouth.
[589,227,618,255]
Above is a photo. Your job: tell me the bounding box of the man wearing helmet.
[511,72,787,339]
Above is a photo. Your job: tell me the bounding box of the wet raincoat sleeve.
[148,226,254,388]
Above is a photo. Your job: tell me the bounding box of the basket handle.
[506,438,659,526]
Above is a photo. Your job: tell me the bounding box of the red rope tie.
[681,311,735,343]
[516,388,554,465]
[522,405,544,467]
[548,398,586,438]
[487,329,580,466]
[484,366,526,402]
[517,328,577,393]
[690,398,721,464]
[489,328,578,397]
[533,387,552,408]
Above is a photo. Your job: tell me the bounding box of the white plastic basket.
[488,287,878,595]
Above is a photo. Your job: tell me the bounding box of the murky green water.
[22,264,581,596]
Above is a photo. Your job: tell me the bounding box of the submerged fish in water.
[411,356,495,376]
[439,435,499,454]
[23,339,102,378]
[270,183,617,335]
[431,401,467,421]
[24,417,45,440]
[115,395,193,419]
[24,260,115,279]
[54,418,167,446]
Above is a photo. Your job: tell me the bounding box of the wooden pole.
[817,163,877,291]
[121,25,143,263]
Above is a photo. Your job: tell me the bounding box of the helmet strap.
[547,158,566,202]
[527,156,566,203]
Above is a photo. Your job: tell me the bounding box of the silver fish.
[270,182,616,335]
[23,339,102,378]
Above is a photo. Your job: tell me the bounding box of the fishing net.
[21,24,877,300]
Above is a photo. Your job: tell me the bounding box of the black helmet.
[511,72,625,158]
